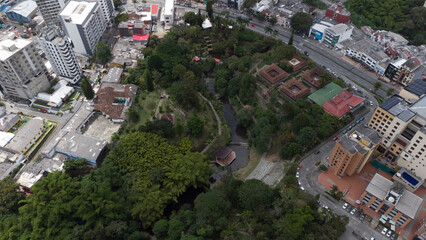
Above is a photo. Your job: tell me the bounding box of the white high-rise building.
[0,38,50,100]
[59,1,106,55]
[40,27,82,84]
[88,0,114,24]
[35,0,70,26]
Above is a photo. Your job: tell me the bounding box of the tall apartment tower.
[59,1,106,55]
[327,127,381,177]
[40,27,82,84]
[35,0,70,26]
[0,38,50,100]
[368,95,426,180]
[88,0,114,23]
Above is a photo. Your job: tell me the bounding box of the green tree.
[185,115,204,136]
[265,26,273,35]
[195,189,231,226]
[148,55,164,70]
[296,127,317,147]
[274,45,297,61]
[0,177,24,214]
[280,142,302,159]
[145,69,154,91]
[257,12,266,20]
[243,0,258,8]
[139,119,175,138]
[238,179,276,211]
[113,0,122,8]
[95,42,112,64]
[206,0,213,20]
[153,219,169,239]
[184,12,197,25]
[373,81,382,92]
[268,16,277,25]
[81,75,94,100]
[64,158,87,173]
[290,12,313,33]
[293,113,312,132]
[288,30,294,45]
[386,87,395,96]
[236,108,254,128]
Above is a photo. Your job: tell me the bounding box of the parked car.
[343,203,348,209]
[251,24,256,27]
[356,119,361,124]
[390,233,397,240]
[323,205,329,209]
[296,172,300,178]
[350,208,357,215]
[346,205,352,212]
[332,136,338,141]
[381,227,388,235]
[314,150,320,155]
[304,51,309,56]
[356,210,361,217]
[360,116,365,121]
[359,214,365,221]
[343,129,348,134]
[300,186,305,190]
[370,100,373,106]
[40,109,47,113]
[386,231,392,238]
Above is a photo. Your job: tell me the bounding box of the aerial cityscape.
[0,0,424,239]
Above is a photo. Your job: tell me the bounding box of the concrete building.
[415,217,426,240]
[59,1,106,55]
[101,67,122,83]
[6,0,38,23]
[309,21,334,41]
[345,39,390,75]
[0,113,20,132]
[163,0,174,26]
[35,80,74,107]
[5,117,44,154]
[368,95,426,181]
[39,27,82,84]
[328,127,381,177]
[35,0,69,26]
[395,59,421,86]
[323,23,353,47]
[384,59,407,82]
[88,0,114,24]
[361,173,423,228]
[0,38,50,100]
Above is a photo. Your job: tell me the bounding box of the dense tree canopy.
[81,75,94,100]
[95,42,112,64]
[290,12,314,33]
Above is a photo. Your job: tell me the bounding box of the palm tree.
[373,81,382,92]
[386,87,395,96]
[264,26,273,35]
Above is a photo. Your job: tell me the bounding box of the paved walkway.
[199,93,222,154]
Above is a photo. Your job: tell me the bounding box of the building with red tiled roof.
[300,67,323,88]
[278,78,311,100]
[281,55,308,72]
[258,64,289,84]
[160,113,175,125]
[322,91,365,118]
[94,83,138,123]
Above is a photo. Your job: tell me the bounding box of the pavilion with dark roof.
[215,147,236,166]
[258,64,289,84]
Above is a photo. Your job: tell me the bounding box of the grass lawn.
[191,97,219,152]
[233,148,262,180]
[134,90,162,128]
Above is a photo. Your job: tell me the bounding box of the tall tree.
[64,158,87,173]
[373,81,382,92]
[288,30,294,45]
[386,87,395,96]
[81,76,94,100]
[95,42,112,64]
[290,12,313,33]
[0,177,24,214]
[145,69,154,91]
[206,0,213,20]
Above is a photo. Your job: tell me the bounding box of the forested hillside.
[345,0,426,45]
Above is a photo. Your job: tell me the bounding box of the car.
[40,109,47,113]
[370,100,373,106]
[332,136,338,141]
[390,233,397,240]
[359,214,365,221]
[323,205,329,209]
[314,150,320,155]
[343,129,348,134]
[300,186,305,190]
[355,210,361,217]
[348,125,352,130]
[381,227,388,235]
[386,231,392,238]
[343,203,348,209]
[346,205,352,212]
[296,172,300,178]
[371,238,375,240]
[304,51,309,56]
[350,208,357,215]
[360,116,365,121]
[317,200,321,205]
[356,119,361,124]
[251,24,256,27]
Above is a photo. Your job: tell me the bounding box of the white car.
[350,208,357,215]
[343,203,348,209]
[323,205,329,209]
[300,186,305,190]
[381,227,388,235]
[296,172,300,178]
[370,100,373,106]
[386,231,392,238]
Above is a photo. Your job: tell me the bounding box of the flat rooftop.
[365,173,423,219]
[6,118,44,154]
[410,95,426,119]
[101,67,123,83]
[337,126,381,155]
[403,79,426,98]
[0,38,32,61]
[380,95,415,122]
[60,1,98,25]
